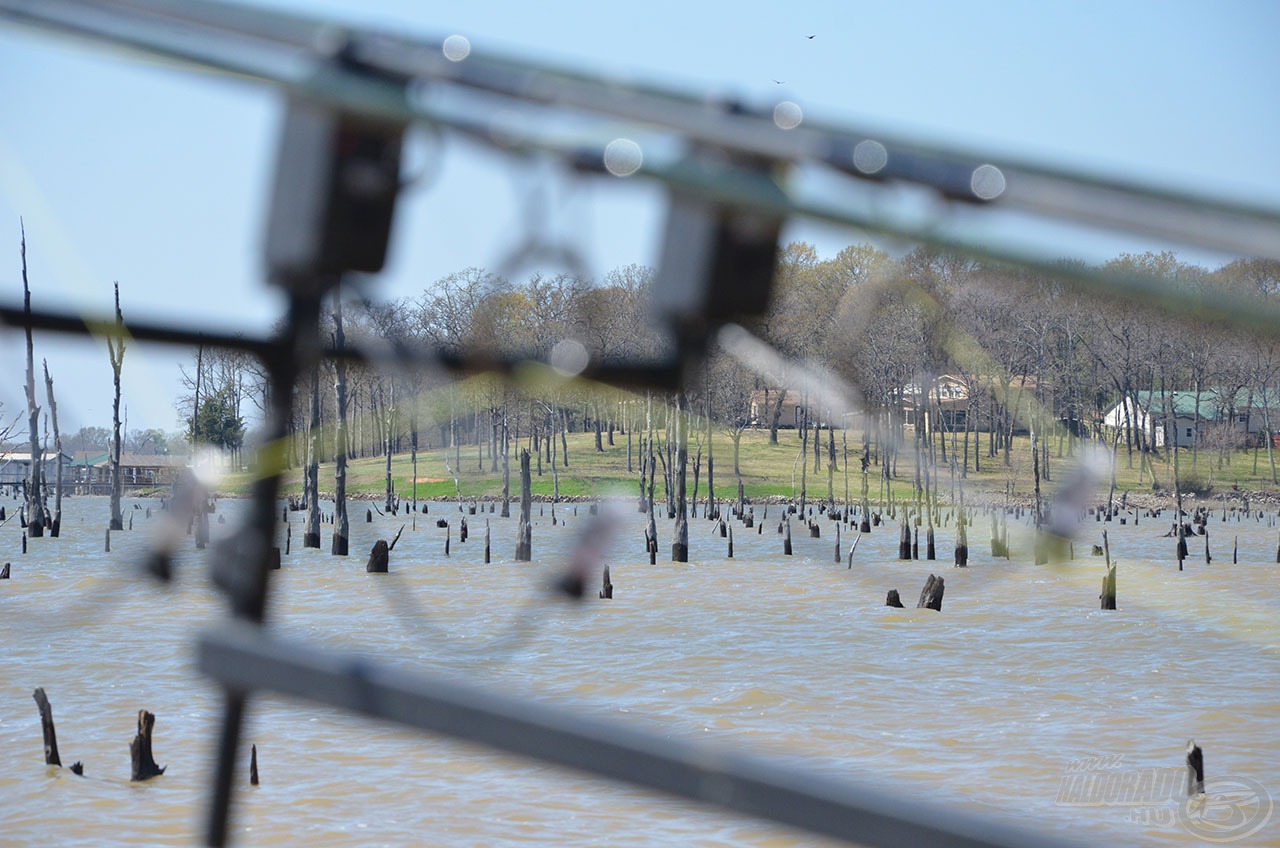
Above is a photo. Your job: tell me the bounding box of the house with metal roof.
[1102,389,1280,448]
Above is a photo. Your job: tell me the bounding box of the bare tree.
[107,282,125,532]
[21,222,46,537]
[332,293,350,556]
[43,360,64,536]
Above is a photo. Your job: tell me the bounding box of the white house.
[1102,390,1278,448]
[0,451,73,485]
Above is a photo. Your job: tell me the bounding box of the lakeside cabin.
[68,451,190,494]
[1102,389,1280,448]
[0,450,73,486]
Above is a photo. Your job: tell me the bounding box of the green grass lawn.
[218,426,1280,504]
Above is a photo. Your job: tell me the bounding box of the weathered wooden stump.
[897,523,911,560]
[808,521,821,539]
[783,518,792,556]
[270,547,281,570]
[285,524,291,555]
[129,710,165,781]
[484,520,491,564]
[1186,740,1204,796]
[1100,564,1117,610]
[436,518,448,528]
[104,528,109,553]
[834,524,841,564]
[727,526,734,559]
[460,518,469,544]
[0,562,8,579]
[32,687,61,766]
[926,526,935,560]
[917,574,944,611]
[250,744,259,786]
[516,449,532,562]
[599,566,613,599]
[885,589,903,608]
[366,539,389,573]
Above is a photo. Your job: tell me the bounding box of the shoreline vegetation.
[212,428,1280,510]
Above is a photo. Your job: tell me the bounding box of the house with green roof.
[1102,389,1280,448]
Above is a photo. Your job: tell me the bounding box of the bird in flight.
[807,34,815,39]
[772,79,786,84]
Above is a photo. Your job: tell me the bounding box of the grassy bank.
[218,427,1280,505]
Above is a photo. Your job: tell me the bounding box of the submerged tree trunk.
[42,360,64,537]
[332,295,350,556]
[501,409,511,518]
[672,392,689,562]
[21,223,46,538]
[108,282,125,532]
[384,382,395,513]
[515,448,532,561]
[304,364,322,549]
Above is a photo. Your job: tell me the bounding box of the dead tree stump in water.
[917,574,944,611]
[727,526,734,558]
[129,710,165,781]
[599,566,613,599]
[1186,740,1204,796]
[898,523,911,560]
[783,517,792,556]
[1098,530,1117,610]
[270,547,281,570]
[0,563,8,579]
[484,520,491,564]
[366,539,389,573]
[926,525,936,560]
[515,449,532,562]
[250,744,259,786]
[32,687,61,766]
[885,589,904,608]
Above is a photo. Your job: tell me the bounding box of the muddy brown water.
[1,496,1277,846]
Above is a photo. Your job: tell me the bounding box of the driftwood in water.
[885,589,904,608]
[129,709,165,781]
[1186,740,1204,796]
[32,687,61,766]
[847,532,861,568]
[250,744,259,786]
[599,566,613,599]
[366,539,389,573]
[388,524,406,552]
[917,574,944,611]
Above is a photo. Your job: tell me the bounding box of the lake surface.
[1,494,1277,846]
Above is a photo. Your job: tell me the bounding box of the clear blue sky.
[2,0,1278,436]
